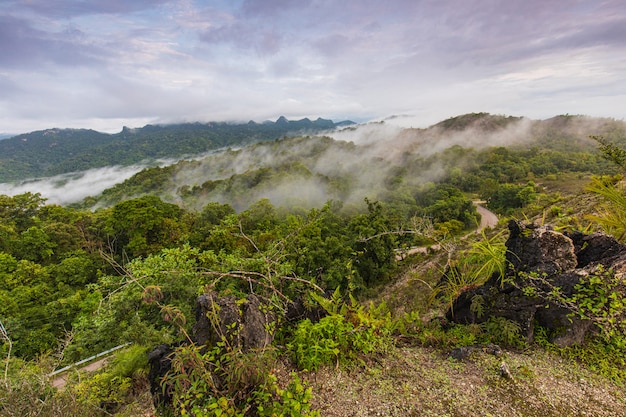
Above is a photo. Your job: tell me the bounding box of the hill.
[77,113,626,211]
[0,117,353,182]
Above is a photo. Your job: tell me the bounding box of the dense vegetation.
[1,113,626,416]
[79,114,623,218]
[0,117,352,182]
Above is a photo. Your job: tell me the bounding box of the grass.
[305,345,625,417]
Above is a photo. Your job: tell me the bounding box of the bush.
[0,359,96,417]
[287,310,391,371]
[73,345,149,412]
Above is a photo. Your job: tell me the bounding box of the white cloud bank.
[0,165,145,205]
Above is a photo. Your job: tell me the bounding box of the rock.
[285,297,326,323]
[192,292,275,351]
[449,343,503,361]
[147,343,175,408]
[499,361,514,381]
[447,220,626,347]
[149,293,277,409]
[505,221,577,275]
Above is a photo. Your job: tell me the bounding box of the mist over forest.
[0,113,622,211]
[3,0,626,414]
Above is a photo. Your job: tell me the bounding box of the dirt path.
[475,203,499,230]
[396,203,498,259]
[51,356,110,389]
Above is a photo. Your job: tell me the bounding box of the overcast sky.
[1,0,625,134]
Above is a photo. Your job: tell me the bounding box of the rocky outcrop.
[193,292,275,351]
[447,220,626,347]
[148,292,277,408]
[147,343,175,407]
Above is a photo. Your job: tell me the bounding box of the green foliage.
[288,292,392,371]
[395,318,480,350]
[592,135,626,171]
[254,372,319,417]
[281,203,353,291]
[415,184,478,229]
[464,231,509,282]
[480,316,525,349]
[68,245,211,359]
[535,322,626,384]
[0,358,97,417]
[349,199,398,286]
[568,265,626,346]
[483,182,538,213]
[287,315,349,371]
[519,266,626,349]
[160,341,317,417]
[0,192,47,232]
[102,195,186,259]
[74,372,132,410]
[73,345,149,411]
[585,175,626,240]
[433,232,507,310]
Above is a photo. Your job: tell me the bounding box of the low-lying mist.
[0,165,147,205]
[1,113,621,211]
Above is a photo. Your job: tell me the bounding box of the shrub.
[287,292,392,371]
[73,345,149,412]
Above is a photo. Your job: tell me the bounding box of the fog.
[1,114,621,211]
[0,165,149,205]
[163,116,543,211]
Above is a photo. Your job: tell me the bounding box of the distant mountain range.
[0,117,354,182]
[3,112,626,212]
[74,112,626,211]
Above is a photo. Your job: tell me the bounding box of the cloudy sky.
[1,0,625,134]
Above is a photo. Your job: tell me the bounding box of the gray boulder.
[447,220,626,347]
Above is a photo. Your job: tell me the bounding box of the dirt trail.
[475,203,499,230]
[51,357,110,389]
[397,203,498,259]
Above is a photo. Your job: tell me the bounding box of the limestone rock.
[447,220,626,347]
[192,292,275,351]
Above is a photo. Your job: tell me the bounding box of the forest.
[0,117,351,182]
[2,113,626,416]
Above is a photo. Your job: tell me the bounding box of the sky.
[1,0,625,135]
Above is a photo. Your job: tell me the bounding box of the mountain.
[432,112,523,131]
[75,113,626,211]
[2,112,626,417]
[0,117,354,182]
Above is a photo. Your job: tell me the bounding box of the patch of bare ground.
[301,346,625,417]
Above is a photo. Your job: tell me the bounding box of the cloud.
[0,15,101,68]
[0,0,625,134]
[240,0,313,17]
[5,0,172,18]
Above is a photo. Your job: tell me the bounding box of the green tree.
[349,199,397,287]
[0,193,46,232]
[101,196,186,259]
[483,182,537,213]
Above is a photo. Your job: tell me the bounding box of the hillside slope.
[0,117,353,182]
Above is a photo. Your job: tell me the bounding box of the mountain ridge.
[0,117,355,182]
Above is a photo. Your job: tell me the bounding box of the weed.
[480,317,525,349]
